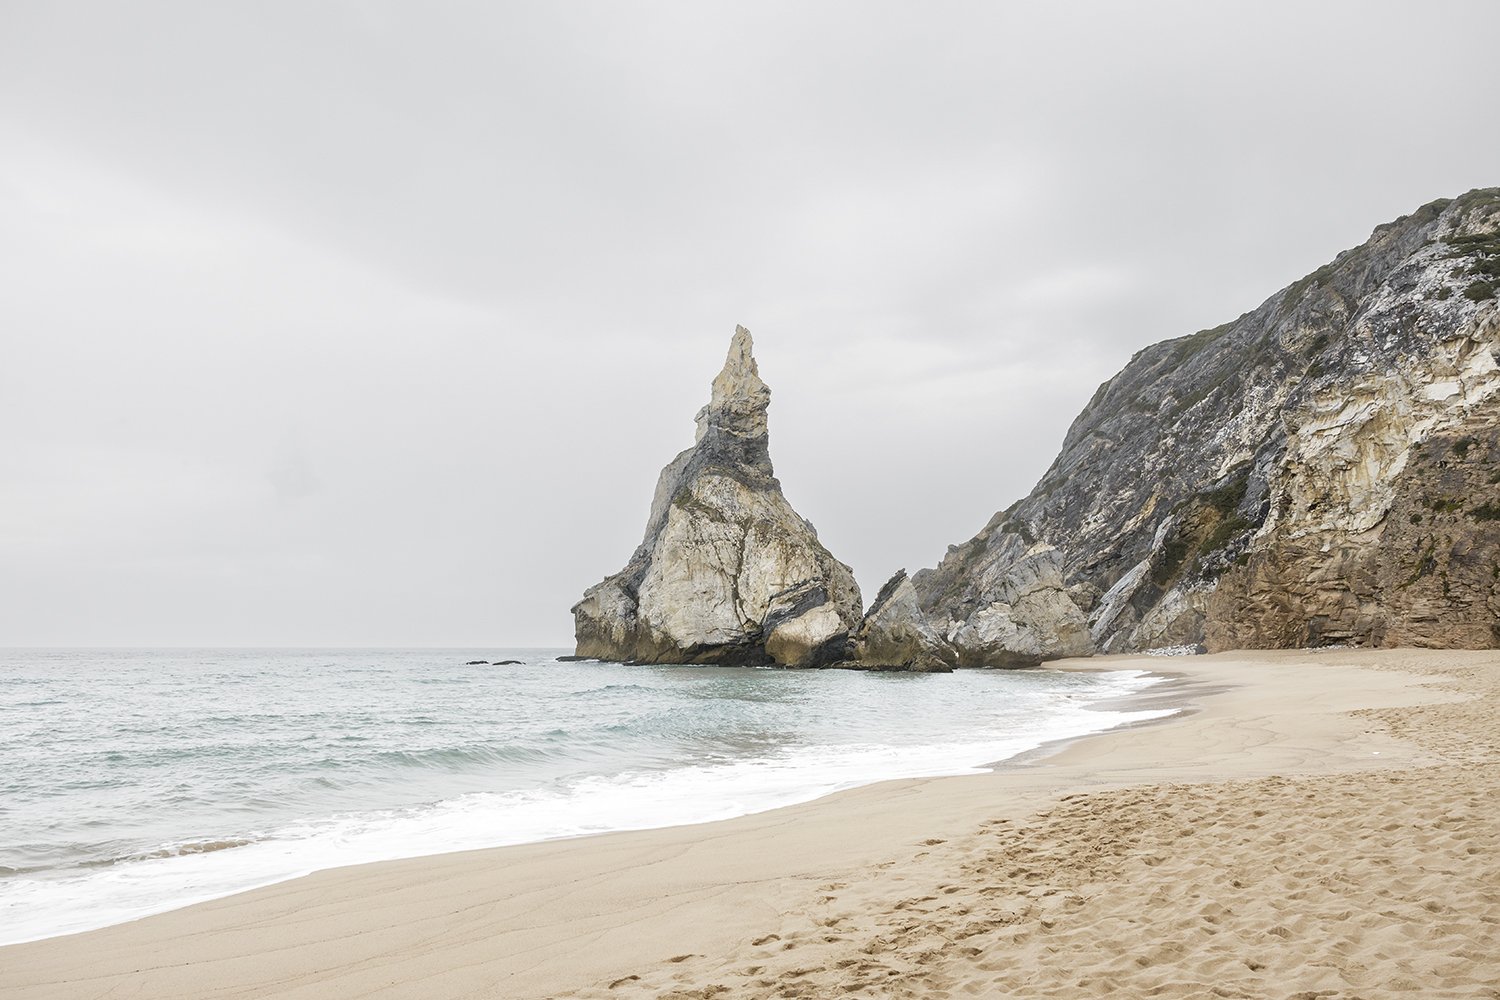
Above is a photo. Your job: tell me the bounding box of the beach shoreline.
[3,648,1495,999]
[0,657,1167,950]
[986,663,1201,771]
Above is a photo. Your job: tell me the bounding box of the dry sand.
[2,649,1497,999]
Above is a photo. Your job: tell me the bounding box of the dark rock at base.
[555,654,593,662]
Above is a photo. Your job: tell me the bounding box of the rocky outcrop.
[848,571,955,671]
[576,191,1500,666]
[910,187,1500,657]
[914,532,1093,666]
[572,326,863,666]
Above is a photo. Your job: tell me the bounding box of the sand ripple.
[584,658,1500,999]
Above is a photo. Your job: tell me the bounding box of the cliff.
[572,326,864,666]
[913,187,1500,659]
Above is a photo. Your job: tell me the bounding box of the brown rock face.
[1208,393,1500,649]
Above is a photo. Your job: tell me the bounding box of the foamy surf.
[0,649,1172,945]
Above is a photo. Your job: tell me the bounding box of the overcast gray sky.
[3,1,1497,646]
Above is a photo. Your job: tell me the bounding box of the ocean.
[0,648,1173,946]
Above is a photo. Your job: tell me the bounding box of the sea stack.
[572,326,863,666]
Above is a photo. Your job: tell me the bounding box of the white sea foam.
[0,652,1173,946]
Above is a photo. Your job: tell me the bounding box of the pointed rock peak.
[697,324,771,444]
[729,324,756,366]
[867,569,911,616]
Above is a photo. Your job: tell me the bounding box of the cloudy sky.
[3,1,1497,646]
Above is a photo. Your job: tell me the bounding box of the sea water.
[0,648,1173,945]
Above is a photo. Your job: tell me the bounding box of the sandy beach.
[3,648,1497,999]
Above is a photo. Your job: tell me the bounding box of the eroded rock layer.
[848,571,955,672]
[573,327,862,666]
[912,188,1500,658]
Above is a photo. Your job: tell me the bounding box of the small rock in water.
[491,659,523,665]
[555,654,592,662]
[464,660,487,665]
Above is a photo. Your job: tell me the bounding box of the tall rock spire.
[572,326,863,666]
[696,325,770,445]
[689,325,773,477]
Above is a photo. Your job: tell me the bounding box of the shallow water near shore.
[0,648,1172,945]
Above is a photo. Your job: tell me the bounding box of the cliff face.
[913,188,1500,659]
[572,327,863,666]
[577,191,1500,668]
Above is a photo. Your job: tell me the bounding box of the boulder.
[849,571,954,671]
